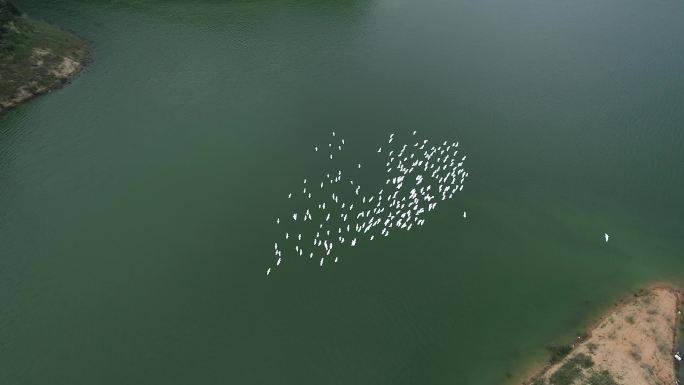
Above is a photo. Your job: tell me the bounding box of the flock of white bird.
[266,130,470,276]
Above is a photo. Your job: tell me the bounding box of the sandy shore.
[523,284,682,385]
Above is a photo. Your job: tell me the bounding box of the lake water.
[2,0,683,384]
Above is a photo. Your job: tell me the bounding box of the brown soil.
[524,284,682,385]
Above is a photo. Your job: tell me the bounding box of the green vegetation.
[535,365,623,385]
[585,343,597,354]
[549,365,582,385]
[538,353,621,385]
[569,354,594,369]
[584,370,619,385]
[547,345,573,364]
[0,0,87,111]
[548,353,594,385]
[0,0,20,31]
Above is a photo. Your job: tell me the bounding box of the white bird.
[288,193,292,199]
[315,146,318,152]
[268,133,470,275]
[604,233,610,242]
[266,268,271,276]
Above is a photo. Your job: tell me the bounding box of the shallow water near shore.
[1,0,684,384]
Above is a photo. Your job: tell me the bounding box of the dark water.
[1,0,683,384]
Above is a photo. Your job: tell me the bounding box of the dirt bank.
[524,285,682,385]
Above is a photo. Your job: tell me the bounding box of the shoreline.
[520,282,682,385]
[0,52,90,114]
[0,48,90,113]
[0,1,89,113]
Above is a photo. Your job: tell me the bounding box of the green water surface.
[1,0,683,384]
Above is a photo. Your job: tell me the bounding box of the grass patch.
[586,343,598,354]
[584,370,620,385]
[547,345,573,364]
[548,353,594,385]
[550,364,582,385]
[568,353,594,369]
